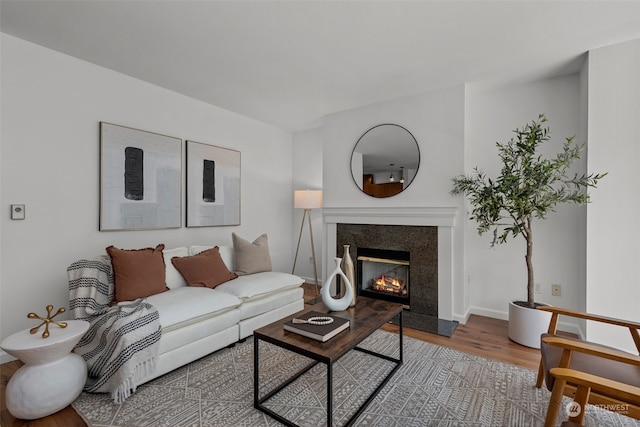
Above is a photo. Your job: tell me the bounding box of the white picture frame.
[186,140,241,227]
[100,122,182,231]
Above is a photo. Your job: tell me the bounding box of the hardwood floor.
[1,284,542,427]
[301,284,542,371]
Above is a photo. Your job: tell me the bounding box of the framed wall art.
[100,122,182,231]
[186,140,241,227]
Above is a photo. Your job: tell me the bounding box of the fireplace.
[357,247,410,306]
[332,218,458,337]
[336,223,437,314]
[324,206,459,337]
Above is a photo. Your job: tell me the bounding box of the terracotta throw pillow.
[106,243,168,303]
[171,246,238,289]
[232,233,272,275]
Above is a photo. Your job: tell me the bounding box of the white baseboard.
[465,305,584,337]
[452,307,471,324]
[468,305,509,321]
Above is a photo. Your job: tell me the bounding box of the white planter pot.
[508,301,552,349]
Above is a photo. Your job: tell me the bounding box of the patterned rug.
[72,330,640,426]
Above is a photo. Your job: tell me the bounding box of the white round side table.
[1,319,89,420]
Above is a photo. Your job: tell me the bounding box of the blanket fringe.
[110,357,158,405]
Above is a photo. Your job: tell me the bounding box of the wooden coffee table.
[253,296,403,427]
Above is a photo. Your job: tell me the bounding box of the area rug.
[72,330,640,427]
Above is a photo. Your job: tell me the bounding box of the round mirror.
[350,124,420,198]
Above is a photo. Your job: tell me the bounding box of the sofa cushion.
[215,271,303,301]
[189,245,234,271]
[163,247,189,289]
[146,287,241,332]
[232,233,272,275]
[156,310,241,355]
[106,243,168,302]
[171,247,238,289]
[237,287,303,320]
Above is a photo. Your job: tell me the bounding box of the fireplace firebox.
[336,222,458,338]
[356,247,410,306]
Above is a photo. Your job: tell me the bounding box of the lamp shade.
[294,190,322,209]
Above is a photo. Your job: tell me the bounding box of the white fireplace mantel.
[323,206,458,227]
[323,206,459,321]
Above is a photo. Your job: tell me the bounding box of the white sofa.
[70,244,304,390]
[142,244,304,384]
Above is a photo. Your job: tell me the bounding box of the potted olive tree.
[451,114,606,348]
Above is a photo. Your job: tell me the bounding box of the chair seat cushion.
[541,333,640,406]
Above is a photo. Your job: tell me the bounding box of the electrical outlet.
[551,284,562,297]
[534,282,542,294]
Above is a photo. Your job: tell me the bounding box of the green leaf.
[450,114,606,305]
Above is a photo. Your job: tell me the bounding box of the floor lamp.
[292,190,322,304]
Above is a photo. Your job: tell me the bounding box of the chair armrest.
[538,306,640,330]
[535,306,640,389]
[542,336,640,367]
[550,367,640,403]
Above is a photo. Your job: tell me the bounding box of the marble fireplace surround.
[323,207,459,335]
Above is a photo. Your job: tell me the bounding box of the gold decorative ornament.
[27,305,67,338]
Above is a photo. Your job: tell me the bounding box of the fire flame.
[373,275,406,294]
[375,275,401,287]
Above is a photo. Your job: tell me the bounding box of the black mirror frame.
[350,123,420,198]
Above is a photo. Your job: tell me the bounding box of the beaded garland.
[291,316,335,325]
[306,316,334,325]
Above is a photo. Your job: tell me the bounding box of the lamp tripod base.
[292,208,321,305]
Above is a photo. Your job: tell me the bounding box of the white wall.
[317,78,591,326]
[313,76,591,327]
[322,86,465,209]
[586,38,640,352]
[321,86,467,319]
[465,75,589,328]
[0,34,294,359]
[315,44,637,340]
[291,127,323,285]
[281,37,638,347]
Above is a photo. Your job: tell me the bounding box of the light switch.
[11,204,25,220]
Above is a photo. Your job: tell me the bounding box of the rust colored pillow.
[106,243,168,303]
[171,246,238,289]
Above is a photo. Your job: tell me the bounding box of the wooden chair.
[535,306,640,426]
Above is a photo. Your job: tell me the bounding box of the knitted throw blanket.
[68,256,161,404]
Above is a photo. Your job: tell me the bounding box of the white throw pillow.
[163,247,189,289]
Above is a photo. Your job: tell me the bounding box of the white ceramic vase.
[322,257,354,311]
[340,245,356,307]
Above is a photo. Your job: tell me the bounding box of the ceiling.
[2,1,640,132]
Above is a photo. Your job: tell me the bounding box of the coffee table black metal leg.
[327,363,333,427]
[399,309,403,363]
[253,337,259,408]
